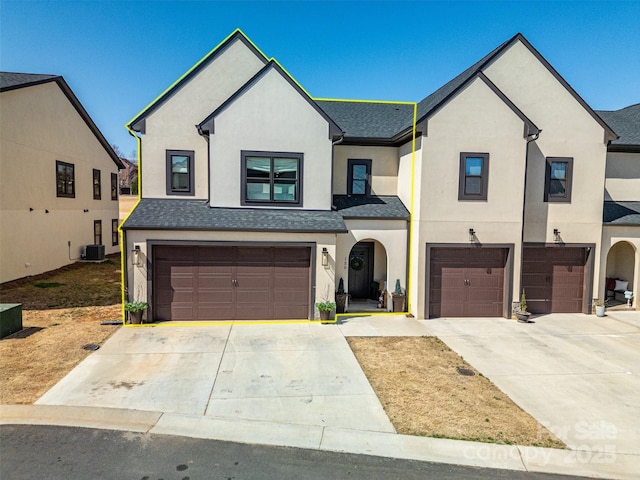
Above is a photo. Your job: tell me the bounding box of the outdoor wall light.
[553,228,561,243]
[132,245,141,266]
[468,228,476,242]
[322,247,329,267]
[83,209,89,213]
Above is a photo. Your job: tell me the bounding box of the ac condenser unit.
[85,244,105,261]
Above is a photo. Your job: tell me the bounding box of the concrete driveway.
[421,311,640,457]
[36,323,395,433]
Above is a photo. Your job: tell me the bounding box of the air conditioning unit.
[85,244,105,261]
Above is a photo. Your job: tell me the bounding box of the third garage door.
[522,247,587,314]
[154,245,311,321]
[429,247,507,318]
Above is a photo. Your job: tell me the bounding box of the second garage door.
[154,245,311,321]
[429,247,508,318]
[522,247,587,314]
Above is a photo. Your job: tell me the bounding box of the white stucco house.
[0,73,124,284]
[122,30,638,321]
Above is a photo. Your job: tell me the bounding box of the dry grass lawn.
[0,255,123,404]
[348,336,565,448]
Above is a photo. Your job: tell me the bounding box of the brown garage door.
[154,245,311,321]
[429,247,507,318]
[522,247,586,314]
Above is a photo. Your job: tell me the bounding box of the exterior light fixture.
[469,228,475,242]
[553,229,561,243]
[322,247,329,267]
[132,245,141,266]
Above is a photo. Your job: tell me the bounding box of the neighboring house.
[122,30,637,321]
[118,157,138,194]
[0,72,124,283]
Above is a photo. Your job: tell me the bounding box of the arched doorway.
[605,241,636,304]
[348,240,388,301]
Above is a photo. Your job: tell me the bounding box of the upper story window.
[241,151,302,206]
[544,157,573,203]
[56,160,75,198]
[166,150,195,196]
[93,169,101,200]
[458,152,489,201]
[347,159,371,196]
[111,173,118,200]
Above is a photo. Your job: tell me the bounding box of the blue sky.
[1,0,638,158]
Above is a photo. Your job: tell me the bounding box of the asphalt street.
[0,425,598,480]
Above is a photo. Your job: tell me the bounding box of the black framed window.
[112,219,119,246]
[93,169,101,200]
[111,173,118,200]
[544,157,573,202]
[166,150,195,195]
[347,159,371,196]
[94,220,102,245]
[241,151,302,206]
[56,160,75,198]
[458,152,489,201]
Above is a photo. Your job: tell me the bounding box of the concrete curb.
[2,404,638,479]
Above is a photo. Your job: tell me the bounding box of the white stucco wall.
[604,151,640,201]
[139,38,266,199]
[0,82,120,283]
[125,230,337,320]
[209,67,333,210]
[332,145,399,196]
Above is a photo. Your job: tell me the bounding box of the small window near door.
[111,173,118,200]
[166,150,195,195]
[458,153,489,201]
[544,157,573,202]
[112,219,119,246]
[347,159,371,196]
[93,169,101,200]
[94,220,102,245]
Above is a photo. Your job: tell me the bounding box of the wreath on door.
[350,256,364,271]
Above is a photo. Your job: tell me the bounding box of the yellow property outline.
[119,28,417,327]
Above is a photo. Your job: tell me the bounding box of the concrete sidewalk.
[2,313,639,479]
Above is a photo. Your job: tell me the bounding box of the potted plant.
[316,301,336,323]
[515,289,532,322]
[392,279,405,312]
[594,299,606,317]
[335,278,348,314]
[124,301,148,324]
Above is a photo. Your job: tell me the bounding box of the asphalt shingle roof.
[603,201,640,225]
[122,198,347,233]
[316,101,414,140]
[333,195,410,220]
[0,72,58,90]
[597,104,640,147]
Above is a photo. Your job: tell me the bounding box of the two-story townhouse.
[122,30,630,323]
[0,73,123,284]
[597,104,640,305]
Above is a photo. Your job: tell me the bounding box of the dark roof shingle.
[603,201,640,225]
[0,72,58,91]
[122,198,347,233]
[597,104,640,148]
[333,195,410,220]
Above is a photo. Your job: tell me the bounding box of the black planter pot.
[516,311,532,323]
[392,294,405,312]
[128,311,143,324]
[319,310,333,323]
[336,294,348,314]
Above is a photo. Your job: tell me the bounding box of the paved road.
[0,425,597,480]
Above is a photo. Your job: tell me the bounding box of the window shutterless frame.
[94,220,102,245]
[93,169,101,200]
[347,159,372,196]
[112,219,119,246]
[458,152,489,201]
[111,173,118,200]
[165,150,195,196]
[56,160,75,198]
[544,157,573,203]
[241,150,303,206]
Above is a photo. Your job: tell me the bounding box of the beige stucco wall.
[412,77,528,317]
[209,67,333,210]
[332,145,399,196]
[600,227,639,308]
[336,219,408,311]
[0,82,120,283]
[604,151,640,201]
[125,230,337,320]
[140,38,266,199]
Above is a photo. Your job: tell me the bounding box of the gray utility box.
[0,304,23,338]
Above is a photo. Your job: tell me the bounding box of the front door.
[348,242,374,299]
